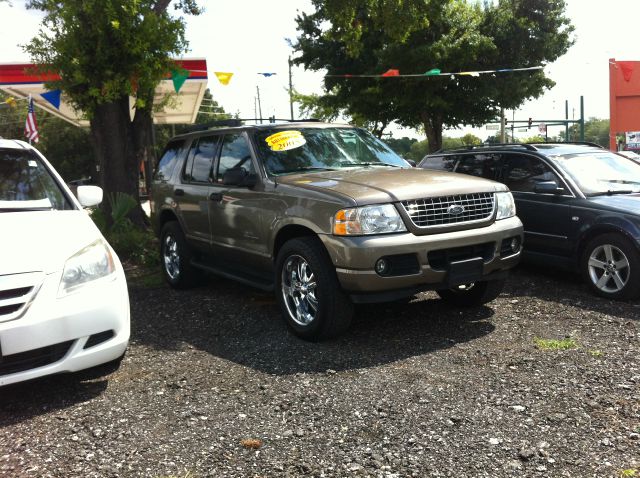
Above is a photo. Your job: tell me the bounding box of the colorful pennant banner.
[258,72,277,77]
[325,65,544,78]
[171,69,190,93]
[40,89,61,109]
[214,72,234,85]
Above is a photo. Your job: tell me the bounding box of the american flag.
[24,96,39,143]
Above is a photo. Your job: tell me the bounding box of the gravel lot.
[1,266,638,478]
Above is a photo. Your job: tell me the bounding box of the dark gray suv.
[151,122,523,340]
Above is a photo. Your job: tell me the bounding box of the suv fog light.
[375,258,389,275]
[510,237,521,253]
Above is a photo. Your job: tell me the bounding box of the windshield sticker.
[28,160,37,168]
[265,130,306,152]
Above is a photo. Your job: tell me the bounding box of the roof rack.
[184,117,324,133]
[434,143,538,153]
[527,141,605,149]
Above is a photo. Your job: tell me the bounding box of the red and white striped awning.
[0,58,208,127]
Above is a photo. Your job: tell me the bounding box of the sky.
[0,0,638,141]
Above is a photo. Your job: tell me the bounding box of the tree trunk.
[421,112,443,153]
[132,93,156,213]
[90,96,146,228]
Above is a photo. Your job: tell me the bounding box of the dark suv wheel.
[160,221,202,289]
[582,233,640,300]
[275,237,353,341]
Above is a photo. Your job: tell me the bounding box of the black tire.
[581,233,640,300]
[437,278,506,307]
[160,221,202,289]
[275,237,353,341]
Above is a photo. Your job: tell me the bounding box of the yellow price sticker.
[265,130,306,152]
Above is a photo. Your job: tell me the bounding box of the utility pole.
[500,107,506,143]
[288,56,295,121]
[511,110,515,143]
[254,96,258,123]
[579,95,585,142]
[565,100,569,141]
[256,85,263,124]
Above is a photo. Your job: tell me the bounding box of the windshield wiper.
[278,166,339,175]
[338,162,401,168]
[587,190,635,197]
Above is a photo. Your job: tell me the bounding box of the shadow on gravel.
[0,376,108,427]
[130,277,496,376]
[502,264,640,321]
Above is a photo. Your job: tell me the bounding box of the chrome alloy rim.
[163,234,181,280]
[281,255,318,326]
[588,244,630,293]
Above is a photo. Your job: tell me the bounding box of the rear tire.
[581,233,640,300]
[160,221,202,289]
[275,237,353,341]
[437,279,506,307]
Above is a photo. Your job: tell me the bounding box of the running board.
[191,260,274,292]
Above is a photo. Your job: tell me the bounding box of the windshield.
[252,127,409,175]
[0,149,72,211]
[551,152,640,195]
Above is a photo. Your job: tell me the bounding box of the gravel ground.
[0,266,638,478]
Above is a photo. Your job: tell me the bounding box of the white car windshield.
[551,151,640,196]
[253,127,410,175]
[0,149,72,211]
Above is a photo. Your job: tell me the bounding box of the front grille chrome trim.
[0,272,45,323]
[401,193,496,229]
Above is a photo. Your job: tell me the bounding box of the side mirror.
[534,181,565,195]
[76,185,103,207]
[405,159,417,168]
[222,168,258,188]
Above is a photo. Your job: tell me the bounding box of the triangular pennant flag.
[40,89,61,109]
[215,72,234,85]
[459,72,480,77]
[424,68,441,76]
[381,69,400,77]
[5,97,17,108]
[171,69,189,93]
[258,72,277,77]
[619,61,635,82]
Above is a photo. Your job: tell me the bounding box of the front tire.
[437,279,506,307]
[275,237,353,341]
[160,221,202,289]
[582,233,640,300]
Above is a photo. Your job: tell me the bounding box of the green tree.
[382,136,417,158]
[24,0,200,225]
[294,0,574,153]
[568,117,609,147]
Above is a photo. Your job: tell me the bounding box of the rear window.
[0,149,72,211]
[155,140,185,181]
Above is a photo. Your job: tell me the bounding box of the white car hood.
[0,211,104,275]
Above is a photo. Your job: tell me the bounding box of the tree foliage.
[569,117,609,147]
[294,0,574,152]
[23,0,199,225]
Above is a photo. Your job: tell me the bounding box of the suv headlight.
[495,192,516,220]
[333,204,407,235]
[58,239,116,296]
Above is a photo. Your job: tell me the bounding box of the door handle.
[174,188,185,196]
[209,192,223,202]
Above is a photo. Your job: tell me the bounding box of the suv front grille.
[402,193,495,228]
[0,340,74,376]
[0,272,44,323]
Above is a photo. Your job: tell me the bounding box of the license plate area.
[447,257,484,286]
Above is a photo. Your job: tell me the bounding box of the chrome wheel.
[588,244,630,294]
[163,234,180,281]
[281,254,318,326]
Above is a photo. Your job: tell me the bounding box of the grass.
[619,469,637,478]
[588,349,604,357]
[533,337,578,351]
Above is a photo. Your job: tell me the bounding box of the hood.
[0,211,104,275]
[588,194,640,216]
[276,167,505,205]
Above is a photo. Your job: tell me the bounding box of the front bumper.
[320,216,523,301]
[0,264,130,387]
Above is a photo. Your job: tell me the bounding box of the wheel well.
[576,226,639,265]
[157,209,178,235]
[273,225,317,260]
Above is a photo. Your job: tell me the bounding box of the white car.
[0,139,129,386]
[617,150,640,163]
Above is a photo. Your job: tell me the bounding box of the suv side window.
[419,155,456,172]
[216,133,255,183]
[155,140,184,181]
[456,153,501,180]
[501,154,560,193]
[183,136,218,183]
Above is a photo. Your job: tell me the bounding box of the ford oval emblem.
[448,204,465,216]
